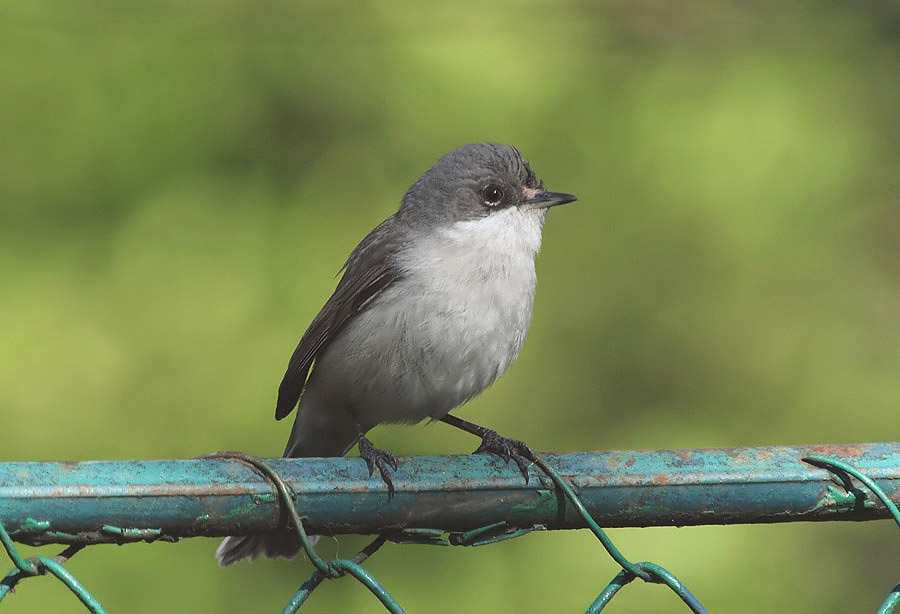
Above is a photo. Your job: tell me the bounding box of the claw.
[474,429,536,483]
[440,414,537,484]
[357,433,398,497]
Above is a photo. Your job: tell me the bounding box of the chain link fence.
[2,443,899,612]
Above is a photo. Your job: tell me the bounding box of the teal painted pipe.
[0,443,898,545]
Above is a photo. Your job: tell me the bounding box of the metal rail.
[2,442,898,545]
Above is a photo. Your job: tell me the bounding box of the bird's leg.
[355,424,398,497]
[440,414,536,483]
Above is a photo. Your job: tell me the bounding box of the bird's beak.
[523,189,578,209]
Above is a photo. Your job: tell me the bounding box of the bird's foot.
[440,414,536,483]
[357,432,398,497]
[474,429,536,483]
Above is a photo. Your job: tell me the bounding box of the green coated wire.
[203,453,330,574]
[283,558,405,614]
[205,452,404,613]
[877,583,900,614]
[530,456,650,580]
[803,455,900,528]
[0,519,38,575]
[31,556,107,613]
[530,456,709,613]
[0,522,105,612]
[586,563,707,614]
[804,455,900,614]
[0,568,24,602]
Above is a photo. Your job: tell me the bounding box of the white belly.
[305,207,546,427]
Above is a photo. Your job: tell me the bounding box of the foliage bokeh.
[2,2,899,612]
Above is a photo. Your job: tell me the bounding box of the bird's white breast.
[311,207,547,426]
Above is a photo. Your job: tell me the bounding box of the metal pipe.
[1,443,897,545]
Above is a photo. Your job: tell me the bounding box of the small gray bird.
[216,143,576,566]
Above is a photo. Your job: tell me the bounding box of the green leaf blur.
[1,2,899,613]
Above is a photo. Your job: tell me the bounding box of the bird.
[216,143,576,566]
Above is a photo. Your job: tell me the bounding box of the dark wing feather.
[275,217,405,420]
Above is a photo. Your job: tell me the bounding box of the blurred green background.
[2,1,899,612]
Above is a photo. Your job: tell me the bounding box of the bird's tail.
[216,532,307,567]
[216,395,360,567]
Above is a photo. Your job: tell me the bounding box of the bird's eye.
[481,185,504,206]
